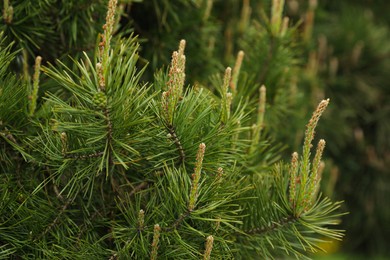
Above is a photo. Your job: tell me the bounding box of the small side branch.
[34,198,73,241]
[104,107,114,165]
[0,128,18,144]
[63,151,105,160]
[246,215,298,235]
[167,125,185,164]
[163,210,191,232]
[59,109,112,162]
[60,132,104,160]
[128,181,149,197]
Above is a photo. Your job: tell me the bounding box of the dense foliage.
[2,0,386,258]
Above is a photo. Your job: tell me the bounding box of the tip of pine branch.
[179,39,186,55]
[35,56,42,64]
[260,85,266,93]
[225,67,232,75]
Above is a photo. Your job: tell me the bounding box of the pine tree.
[0,0,344,258]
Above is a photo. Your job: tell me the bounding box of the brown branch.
[34,198,73,241]
[167,125,185,164]
[163,209,191,232]
[128,181,149,197]
[0,128,18,145]
[104,107,114,163]
[63,151,104,160]
[245,215,298,235]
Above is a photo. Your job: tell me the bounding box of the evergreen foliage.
[0,0,350,259]
[308,1,390,256]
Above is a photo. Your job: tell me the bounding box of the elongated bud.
[239,0,251,33]
[312,160,325,202]
[257,85,266,128]
[289,152,299,208]
[280,17,289,37]
[3,0,13,24]
[96,62,105,91]
[306,139,326,207]
[61,132,68,156]
[178,39,186,57]
[138,209,145,231]
[150,224,161,260]
[298,99,329,210]
[29,56,42,116]
[271,0,285,36]
[293,100,329,216]
[312,139,326,178]
[303,0,317,42]
[226,92,233,119]
[189,143,206,211]
[203,235,214,260]
[303,99,329,162]
[162,40,186,125]
[250,85,266,154]
[215,217,221,231]
[203,0,213,21]
[99,0,118,66]
[221,67,232,123]
[223,67,232,94]
[230,51,245,93]
[105,0,118,37]
[217,167,223,179]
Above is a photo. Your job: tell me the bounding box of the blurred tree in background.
[285,0,390,257]
[314,1,390,257]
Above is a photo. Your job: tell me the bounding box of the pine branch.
[245,214,298,235]
[128,181,149,197]
[162,209,191,233]
[166,124,186,164]
[103,107,114,166]
[34,197,74,242]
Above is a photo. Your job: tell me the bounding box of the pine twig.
[246,215,298,235]
[34,198,74,241]
[104,107,114,165]
[0,128,18,145]
[167,125,185,164]
[128,181,149,197]
[163,209,191,232]
[63,151,105,160]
